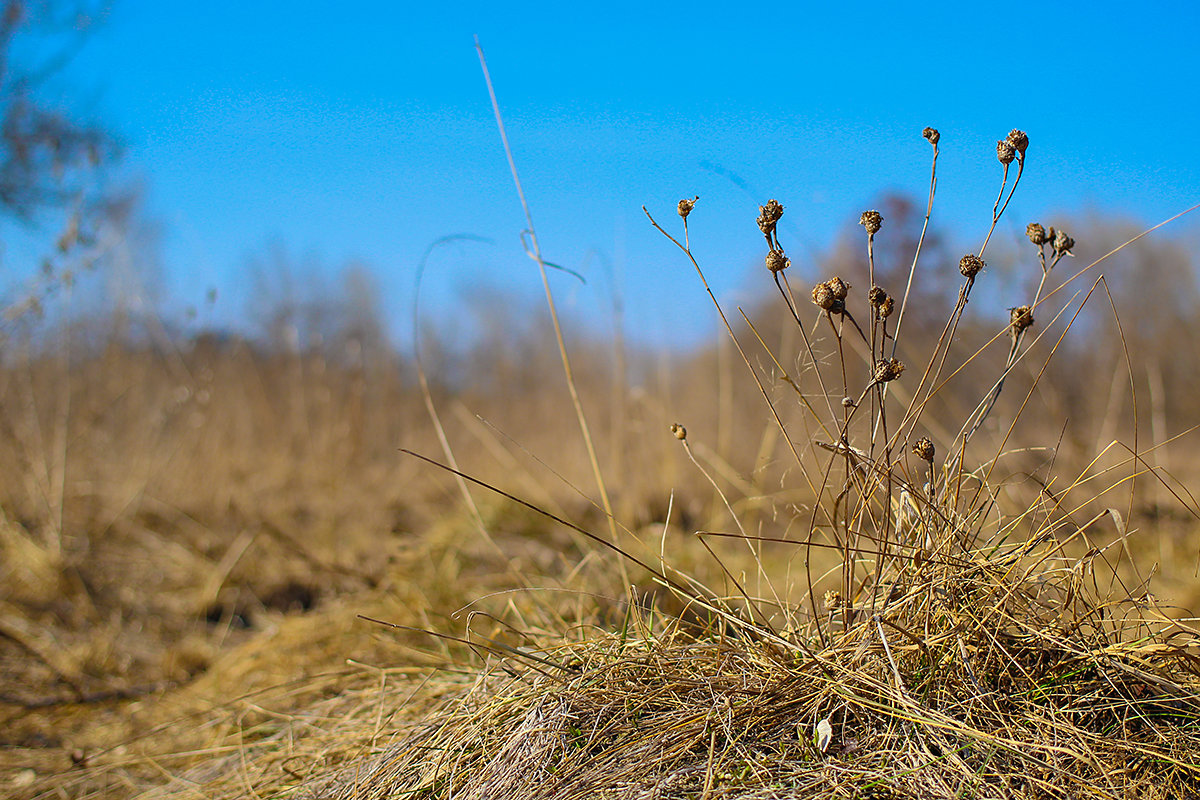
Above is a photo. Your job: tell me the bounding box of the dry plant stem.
[645,206,837,640]
[774,271,838,423]
[979,156,1023,256]
[678,437,785,621]
[889,140,938,356]
[642,208,813,483]
[476,39,627,588]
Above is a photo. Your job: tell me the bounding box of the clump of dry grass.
[295,122,1200,800]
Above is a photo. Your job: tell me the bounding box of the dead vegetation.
[3,89,1200,800]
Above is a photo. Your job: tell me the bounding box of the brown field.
[4,132,1200,798]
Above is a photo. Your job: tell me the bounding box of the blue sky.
[17,0,1200,349]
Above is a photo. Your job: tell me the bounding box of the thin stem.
[476,38,627,587]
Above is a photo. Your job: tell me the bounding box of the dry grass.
[3,103,1200,800]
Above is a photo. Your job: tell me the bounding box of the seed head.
[997,139,1016,165]
[811,282,836,311]
[912,437,935,462]
[1026,222,1048,246]
[766,248,789,274]
[959,254,985,279]
[859,210,883,235]
[872,358,906,384]
[1052,228,1075,258]
[757,199,784,236]
[670,423,687,441]
[677,196,698,219]
[1006,129,1029,156]
[827,276,850,301]
[922,126,940,146]
[868,285,895,319]
[823,590,842,612]
[1009,305,1034,335]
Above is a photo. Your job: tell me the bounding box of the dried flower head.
[758,199,784,236]
[811,282,837,311]
[859,210,883,235]
[959,253,985,279]
[670,423,687,441]
[823,590,842,612]
[922,126,940,146]
[1010,305,1034,335]
[677,196,698,219]
[827,276,850,301]
[766,248,789,274]
[868,285,895,319]
[841,396,856,408]
[1026,222,1047,246]
[1006,129,1029,156]
[912,437,935,462]
[1052,228,1075,257]
[872,358,906,384]
[997,139,1016,165]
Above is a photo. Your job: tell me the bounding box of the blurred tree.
[0,0,115,221]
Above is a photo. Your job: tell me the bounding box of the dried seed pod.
[766,248,789,273]
[820,587,840,614]
[677,196,698,219]
[811,282,836,311]
[827,276,850,301]
[997,139,1016,165]
[1052,229,1075,257]
[841,396,856,408]
[959,254,985,279]
[1026,222,1047,245]
[872,358,906,383]
[670,423,687,441]
[1006,129,1029,156]
[922,126,940,145]
[1009,305,1034,335]
[757,199,784,236]
[912,437,935,462]
[859,210,883,235]
[868,286,895,319]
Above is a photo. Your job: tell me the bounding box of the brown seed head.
[859,210,883,235]
[873,358,906,384]
[879,295,894,319]
[757,199,784,236]
[1052,229,1075,257]
[823,590,842,612]
[811,282,836,311]
[1026,222,1047,245]
[670,423,687,441]
[677,196,698,219]
[766,248,789,274]
[868,286,895,319]
[827,276,850,301]
[912,437,935,462]
[922,126,940,146]
[959,253,985,279]
[997,139,1016,165]
[1006,129,1029,156]
[1010,305,1034,335]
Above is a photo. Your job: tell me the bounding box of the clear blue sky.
[29,0,1200,349]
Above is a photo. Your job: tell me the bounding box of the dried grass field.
[4,125,1200,799]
